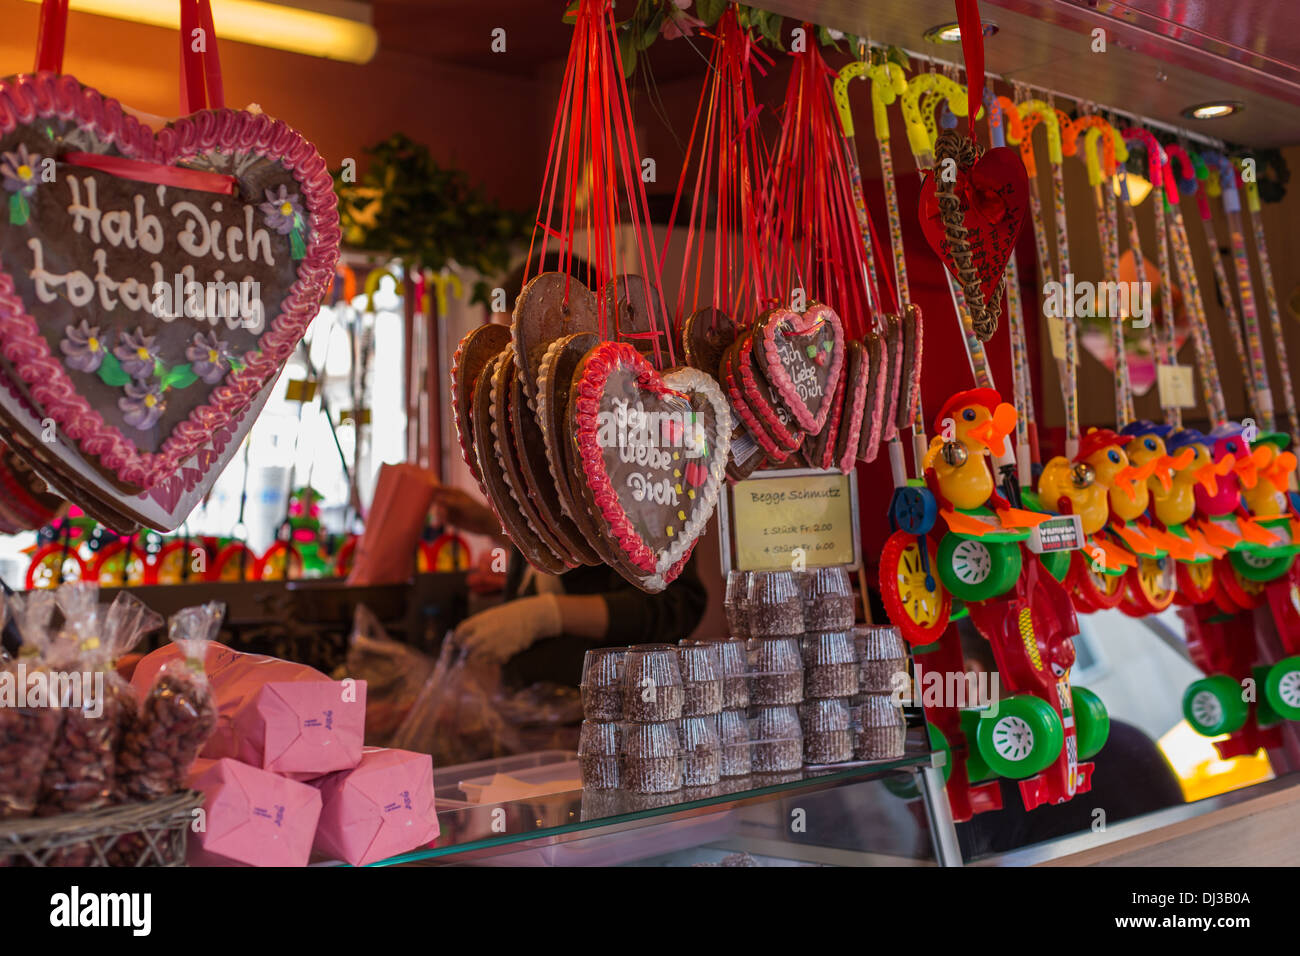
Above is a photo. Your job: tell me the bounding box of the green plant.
[332,134,529,306]
[563,1,901,77]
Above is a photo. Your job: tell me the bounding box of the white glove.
[455,594,563,663]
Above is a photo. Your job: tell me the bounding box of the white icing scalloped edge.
[643,366,733,591]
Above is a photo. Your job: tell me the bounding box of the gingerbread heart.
[0,350,273,531]
[753,304,845,434]
[918,133,1027,341]
[857,330,888,463]
[512,271,598,404]
[451,323,511,497]
[0,73,339,498]
[570,342,730,592]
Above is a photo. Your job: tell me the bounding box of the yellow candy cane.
[901,73,981,166]
[427,269,464,316]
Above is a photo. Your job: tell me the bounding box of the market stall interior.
[1,0,1299,868]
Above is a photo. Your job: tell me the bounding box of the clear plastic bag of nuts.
[38,586,163,818]
[0,592,62,820]
[116,602,222,802]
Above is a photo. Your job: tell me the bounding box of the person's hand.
[429,485,501,537]
[454,594,563,663]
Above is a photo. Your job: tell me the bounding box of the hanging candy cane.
[1016,98,1080,455]
[987,92,1036,477]
[1163,161,1229,427]
[1202,150,1273,430]
[901,71,993,388]
[1122,128,1182,429]
[1064,116,1134,427]
[1240,170,1299,448]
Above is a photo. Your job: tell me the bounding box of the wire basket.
[0,791,203,867]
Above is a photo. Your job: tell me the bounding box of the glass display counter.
[374,727,960,866]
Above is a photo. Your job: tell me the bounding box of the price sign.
[723,469,859,572]
[1157,364,1196,408]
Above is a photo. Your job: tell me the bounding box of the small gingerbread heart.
[752,303,846,433]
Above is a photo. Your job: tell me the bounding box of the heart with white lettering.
[753,303,845,434]
[570,342,730,593]
[0,73,339,500]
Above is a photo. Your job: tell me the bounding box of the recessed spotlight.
[1182,101,1242,120]
[923,21,999,44]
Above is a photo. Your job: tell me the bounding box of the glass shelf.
[374,738,936,866]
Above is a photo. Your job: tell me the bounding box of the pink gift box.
[186,758,322,867]
[312,748,440,866]
[207,678,368,778]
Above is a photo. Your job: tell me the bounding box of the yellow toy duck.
[924,388,1043,536]
[1243,432,1297,518]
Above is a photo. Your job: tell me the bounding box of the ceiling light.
[21,0,378,64]
[1182,101,1242,120]
[923,21,999,43]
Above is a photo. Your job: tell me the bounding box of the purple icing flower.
[259,184,304,236]
[1,144,41,196]
[186,331,234,385]
[60,320,106,374]
[114,328,160,380]
[119,382,165,431]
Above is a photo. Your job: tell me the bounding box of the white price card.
[1157,364,1196,408]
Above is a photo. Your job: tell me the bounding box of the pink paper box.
[207,679,368,778]
[312,748,440,866]
[187,758,323,867]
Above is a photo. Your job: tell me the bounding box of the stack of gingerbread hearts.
[0,72,340,533]
[678,301,924,480]
[452,272,732,593]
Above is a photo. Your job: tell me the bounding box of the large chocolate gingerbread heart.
[753,304,845,434]
[570,342,730,592]
[0,73,339,496]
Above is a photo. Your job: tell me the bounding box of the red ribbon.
[956,0,984,138]
[63,151,238,195]
[32,0,223,114]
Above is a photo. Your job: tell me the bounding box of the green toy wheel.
[1038,549,1071,583]
[974,695,1064,780]
[959,709,995,783]
[1228,548,1293,583]
[1264,656,1300,722]
[1071,686,1110,760]
[1182,675,1249,736]
[937,534,1022,602]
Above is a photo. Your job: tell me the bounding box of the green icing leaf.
[161,364,198,389]
[97,353,130,387]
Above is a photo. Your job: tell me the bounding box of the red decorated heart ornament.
[0,73,339,500]
[918,141,1027,338]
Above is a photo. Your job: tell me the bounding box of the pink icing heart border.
[0,73,340,491]
[571,341,730,591]
[757,304,845,434]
